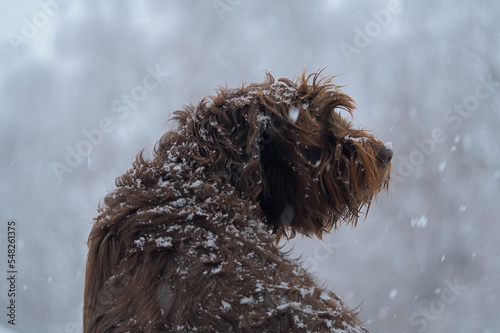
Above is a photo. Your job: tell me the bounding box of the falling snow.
[410,215,428,228]
[2,1,499,332]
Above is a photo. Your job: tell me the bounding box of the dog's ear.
[253,103,321,239]
[228,105,276,202]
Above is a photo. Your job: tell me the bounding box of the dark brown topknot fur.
[83,71,392,332]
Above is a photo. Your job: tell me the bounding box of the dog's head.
[172,71,392,240]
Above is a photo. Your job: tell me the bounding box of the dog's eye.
[341,141,356,158]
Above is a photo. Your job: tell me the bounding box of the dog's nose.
[378,147,393,166]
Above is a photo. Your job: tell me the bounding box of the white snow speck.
[240,296,254,304]
[211,266,222,274]
[389,289,397,299]
[190,180,203,188]
[438,160,447,173]
[288,106,299,123]
[257,114,270,123]
[221,300,231,311]
[204,233,218,248]
[134,237,146,250]
[293,315,306,328]
[384,141,393,150]
[458,205,467,213]
[345,135,366,144]
[411,215,428,228]
[155,237,173,248]
[320,291,331,301]
[441,254,446,262]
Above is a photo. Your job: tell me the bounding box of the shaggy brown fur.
[83,71,392,332]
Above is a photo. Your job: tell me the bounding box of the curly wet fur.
[83,71,391,332]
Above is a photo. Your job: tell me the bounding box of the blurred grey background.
[0,1,499,332]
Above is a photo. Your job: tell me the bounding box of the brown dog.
[83,72,392,332]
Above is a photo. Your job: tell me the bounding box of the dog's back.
[83,154,365,332]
